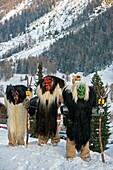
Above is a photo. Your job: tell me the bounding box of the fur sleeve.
[4,95,8,108]
[62,87,75,108]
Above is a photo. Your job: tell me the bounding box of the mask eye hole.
[11,90,19,96]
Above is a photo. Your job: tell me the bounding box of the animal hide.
[0,103,7,124]
[4,85,31,141]
[35,75,65,137]
[62,83,97,151]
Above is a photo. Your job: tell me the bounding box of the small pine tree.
[29,62,43,137]
[34,62,43,95]
[29,114,38,138]
[90,71,111,152]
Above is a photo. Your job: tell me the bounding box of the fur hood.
[66,82,90,103]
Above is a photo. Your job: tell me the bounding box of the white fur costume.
[4,84,32,146]
[5,97,27,142]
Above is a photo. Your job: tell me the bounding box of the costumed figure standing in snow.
[4,85,32,147]
[61,75,97,160]
[29,75,65,146]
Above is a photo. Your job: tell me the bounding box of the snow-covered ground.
[0,126,113,170]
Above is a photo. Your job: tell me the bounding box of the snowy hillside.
[0,0,33,24]
[0,0,110,62]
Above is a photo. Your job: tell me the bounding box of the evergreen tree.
[29,115,38,138]
[34,62,43,95]
[90,71,111,152]
[16,59,22,73]
[29,62,43,137]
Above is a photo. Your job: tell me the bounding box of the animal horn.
[72,75,81,84]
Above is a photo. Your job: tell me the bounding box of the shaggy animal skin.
[0,103,7,124]
[4,85,31,146]
[29,76,65,141]
[62,83,97,151]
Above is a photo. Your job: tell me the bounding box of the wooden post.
[26,109,29,148]
[99,114,105,163]
[26,76,32,148]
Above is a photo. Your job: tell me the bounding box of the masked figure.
[4,85,32,146]
[61,81,96,160]
[29,75,65,146]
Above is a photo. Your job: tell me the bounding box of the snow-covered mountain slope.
[0,0,110,62]
[0,0,33,23]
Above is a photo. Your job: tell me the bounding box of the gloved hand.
[23,98,30,109]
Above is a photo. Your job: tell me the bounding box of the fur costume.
[4,85,32,146]
[0,103,7,124]
[31,75,65,145]
[62,82,96,159]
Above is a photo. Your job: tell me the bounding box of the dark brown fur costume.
[35,75,65,138]
[6,85,28,105]
[0,103,7,124]
[62,85,96,151]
